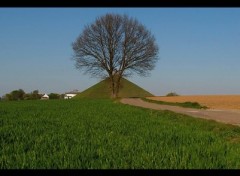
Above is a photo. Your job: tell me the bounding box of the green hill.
[75,78,153,99]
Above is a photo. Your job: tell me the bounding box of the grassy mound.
[75,77,153,99]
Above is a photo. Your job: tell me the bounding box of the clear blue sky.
[1,8,240,97]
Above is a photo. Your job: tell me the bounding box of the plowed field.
[147,95,240,110]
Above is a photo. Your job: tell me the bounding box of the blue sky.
[0,8,240,97]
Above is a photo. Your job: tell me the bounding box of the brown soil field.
[147,95,240,110]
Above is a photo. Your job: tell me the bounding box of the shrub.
[166,92,179,97]
[48,93,60,99]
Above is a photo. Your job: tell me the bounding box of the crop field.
[1,99,240,168]
[147,95,240,110]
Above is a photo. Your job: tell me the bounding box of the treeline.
[1,89,64,101]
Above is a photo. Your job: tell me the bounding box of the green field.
[1,99,240,169]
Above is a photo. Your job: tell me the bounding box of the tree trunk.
[115,76,121,98]
[110,75,116,98]
[109,74,121,98]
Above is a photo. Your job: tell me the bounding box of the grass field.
[1,99,240,168]
[147,95,240,110]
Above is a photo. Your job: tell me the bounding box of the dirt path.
[120,98,240,126]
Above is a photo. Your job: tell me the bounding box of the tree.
[6,89,25,100]
[72,13,159,98]
[5,94,12,100]
[48,93,60,99]
[60,94,65,99]
[23,90,41,100]
[31,90,41,100]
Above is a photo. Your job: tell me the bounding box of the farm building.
[64,90,80,99]
[41,94,49,100]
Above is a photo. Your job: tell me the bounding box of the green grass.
[142,97,208,109]
[1,99,240,169]
[75,77,153,99]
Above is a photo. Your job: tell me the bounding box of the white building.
[64,90,79,99]
[41,94,49,100]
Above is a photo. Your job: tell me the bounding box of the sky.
[0,8,240,97]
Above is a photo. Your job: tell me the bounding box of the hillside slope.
[75,78,153,99]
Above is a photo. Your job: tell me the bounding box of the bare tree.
[72,13,159,98]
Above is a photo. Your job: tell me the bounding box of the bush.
[48,93,60,99]
[166,92,179,97]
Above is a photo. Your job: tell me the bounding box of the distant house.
[41,94,49,100]
[64,90,79,99]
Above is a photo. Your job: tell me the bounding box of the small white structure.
[41,94,49,100]
[64,90,79,99]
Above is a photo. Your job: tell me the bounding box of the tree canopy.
[72,13,159,98]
